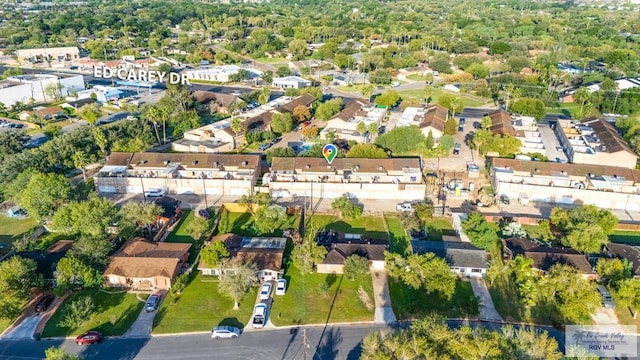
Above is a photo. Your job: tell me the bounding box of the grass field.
[609,230,640,244]
[306,214,389,240]
[399,87,489,107]
[254,57,288,64]
[0,215,37,255]
[336,84,370,93]
[42,289,144,337]
[164,210,210,264]
[546,102,579,118]
[406,74,424,81]
[425,217,455,241]
[220,211,300,237]
[388,278,478,320]
[269,264,375,326]
[153,273,257,333]
[384,216,409,254]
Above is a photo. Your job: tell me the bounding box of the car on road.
[35,294,55,314]
[453,143,461,155]
[499,195,510,205]
[259,283,272,300]
[145,188,167,197]
[76,331,102,345]
[597,285,615,309]
[252,303,268,329]
[458,125,463,133]
[258,143,272,151]
[126,115,137,120]
[396,202,413,212]
[145,294,161,312]
[211,326,241,339]
[275,279,287,296]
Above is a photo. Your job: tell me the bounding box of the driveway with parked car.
[123,292,165,338]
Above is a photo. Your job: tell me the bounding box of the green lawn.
[254,57,288,64]
[399,87,489,107]
[613,288,640,328]
[388,278,478,320]
[0,317,13,334]
[41,289,144,337]
[609,230,640,244]
[385,216,410,254]
[425,217,455,241]
[406,74,424,81]
[153,273,257,333]
[306,214,389,240]
[164,210,208,264]
[336,84,370,93]
[0,215,37,255]
[220,210,300,237]
[270,264,375,326]
[546,103,579,118]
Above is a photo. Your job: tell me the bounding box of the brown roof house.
[488,110,516,136]
[315,231,388,274]
[18,106,64,121]
[190,90,240,115]
[103,237,191,290]
[604,243,640,278]
[198,234,286,282]
[502,237,596,279]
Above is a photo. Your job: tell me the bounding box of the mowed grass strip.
[42,289,144,337]
[269,264,375,326]
[153,273,257,334]
[388,278,478,320]
[0,214,37,254]
[306,214,388,240]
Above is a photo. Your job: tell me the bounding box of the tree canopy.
[550,205,617,253]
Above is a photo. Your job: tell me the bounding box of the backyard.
[398,87,489,107]
[41,289,145,337]
[152,273,257,333]
[0,214,37,255]
[384,216,409,254]
[164,209,212,264]
[218,209,300,237]
[269,263,375,326]
[608,230,640,244]
[388,278,478,320]
[305,214,389,240]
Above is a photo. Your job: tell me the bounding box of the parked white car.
[144,188,167,197]
[252,303,268,329]
[259,283,272,300]
[396,202,413,212]
[275,279,287,296]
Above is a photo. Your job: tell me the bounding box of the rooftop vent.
[306,164,311,169]
[164,160,170,165]
[242,161,248,166]
[378,166,384,171]
[561,170,566,175]
[213,161,219,167]
[534,168,539,173]
[192,160,198,165]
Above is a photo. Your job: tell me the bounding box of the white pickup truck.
[396,202,413,212]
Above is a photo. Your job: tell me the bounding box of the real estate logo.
[93,66,190,85]
[565,325,637,358]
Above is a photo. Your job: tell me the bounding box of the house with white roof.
[272,76,313,89]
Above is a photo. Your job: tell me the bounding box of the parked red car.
[76,331,102,345]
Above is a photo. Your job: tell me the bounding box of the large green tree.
[345,144,388,158]
[218,258,258,310]
[21,173,72,220]
[550,205,617,253]
[375,126,427,154]
[201,241,230,268]
[461,212,500,251]
[252,205,288,235]
[0,256,39,319]
[385,252,456,300]
[52,196,118,237]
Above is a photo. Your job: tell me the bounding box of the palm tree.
[230,117,243,152]
[71,151,91,182]
[356,121,367,143]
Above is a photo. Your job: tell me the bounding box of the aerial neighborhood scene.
[2,0,640,359]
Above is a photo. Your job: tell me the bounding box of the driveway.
[2,316,41,339]
[372,271,396,324]
[591,307,620,326]
[469,278,503,322]
[123,291,166,338]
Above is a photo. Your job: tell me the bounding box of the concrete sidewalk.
[372,271,396,324]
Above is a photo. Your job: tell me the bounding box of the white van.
[145,188,167,197]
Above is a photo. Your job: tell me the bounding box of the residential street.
[0,321,575,360]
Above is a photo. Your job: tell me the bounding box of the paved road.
[2,316,40,339]
[0,321,582,359]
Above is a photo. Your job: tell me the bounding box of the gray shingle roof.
[411,241,488,269]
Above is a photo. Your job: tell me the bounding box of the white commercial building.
[0,73,85,108]
[272,76,312,89]
[77,85,124,103]
[184,65,259,83]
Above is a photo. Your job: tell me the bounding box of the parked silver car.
[211,326,241,339]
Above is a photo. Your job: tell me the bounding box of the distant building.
[171,120,237,153]
[18,106,64,121]
[77,85,123,103]
[16,46,80,64]
[0,73,85,108]
[554,118,638,169]
[184,65,259,83]
[397,104,449,141]
[272,76,312,89]
[320,99,386,143]
[511,115,545,154]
